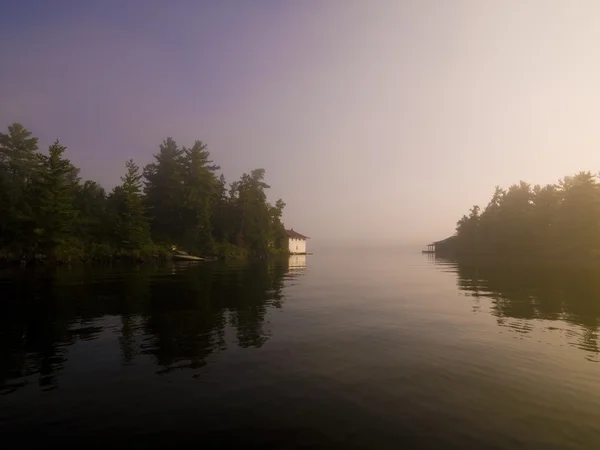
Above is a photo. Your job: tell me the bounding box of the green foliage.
[269,198,288,250]
[180,140,220,254]
[0,122,289,264]
[74,180,107,241]
[230,168,275,257]
[215,241,249,260]
[30,140,80,259]
[117,243,172,262]
[54,237,86,263]
[448,171,600,259]
[0,123,40,251]
[114,159,151,250]
[144,137,185,243]
[85,242,115,262]
[268,246,290,257]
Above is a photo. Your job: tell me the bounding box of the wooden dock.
[422,243,436,254]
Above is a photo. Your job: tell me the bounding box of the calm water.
[1,248,600,448]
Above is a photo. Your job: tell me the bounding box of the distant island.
[0,123,289,264]
[428,172,600,260]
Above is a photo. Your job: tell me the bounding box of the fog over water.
[2,1,600,243]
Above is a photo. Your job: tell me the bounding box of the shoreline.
[0,249,291,267]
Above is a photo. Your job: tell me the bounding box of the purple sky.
[3,1,600,244]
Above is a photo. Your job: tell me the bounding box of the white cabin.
[286,229,309,254]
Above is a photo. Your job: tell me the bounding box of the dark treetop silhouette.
[0,123,288,263]
[432,172,600,260]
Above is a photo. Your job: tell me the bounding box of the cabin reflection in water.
[288,254,307,276]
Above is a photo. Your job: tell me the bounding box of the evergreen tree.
[115,160,150,250]
[0,123,40,251]
[31,140,79,258]
[144,137,185,244]
[530,183,560,253]
[180,140,220,253]
[212,174,240,245]
[269,198,288,250]
[74,180,107,241]
[235,169,272,257]
[0,123,40,184]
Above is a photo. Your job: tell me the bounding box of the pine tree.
[115,160,150,250]
[74,180,107,241]
[235,169,272,257]
[269,198,288,250]
[180,140,220,253]
[31,140,80,258]
[212,174,240,245]
[0,123,40,251]
[144,137,185,244]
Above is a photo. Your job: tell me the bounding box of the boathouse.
[423,236,457,254]
[286,229,309,254]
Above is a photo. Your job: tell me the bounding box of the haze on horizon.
[2,0,600,245]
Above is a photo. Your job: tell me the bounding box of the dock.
[422,236,457,255]
[422,243,436,254]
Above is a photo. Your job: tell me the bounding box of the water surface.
[1,249,600,448]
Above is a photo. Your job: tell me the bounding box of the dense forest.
[440,171,600,259]
[0,123,289,263]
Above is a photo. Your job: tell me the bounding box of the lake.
[1,247,600,448]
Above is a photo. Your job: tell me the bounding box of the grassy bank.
[1,241,290,266]
[0,241,173,265]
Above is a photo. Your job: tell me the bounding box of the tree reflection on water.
[436,256,600,362]
[0,256,303,394]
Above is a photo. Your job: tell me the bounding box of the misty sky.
[2,1,600,244]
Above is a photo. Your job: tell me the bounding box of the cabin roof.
[431,235,457,246]
[286,229,309,240]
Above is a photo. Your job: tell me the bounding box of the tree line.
[445,171,600,259]
[0,123,289,262]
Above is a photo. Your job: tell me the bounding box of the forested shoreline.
[0,123,289,264]
[437,172,600,260]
